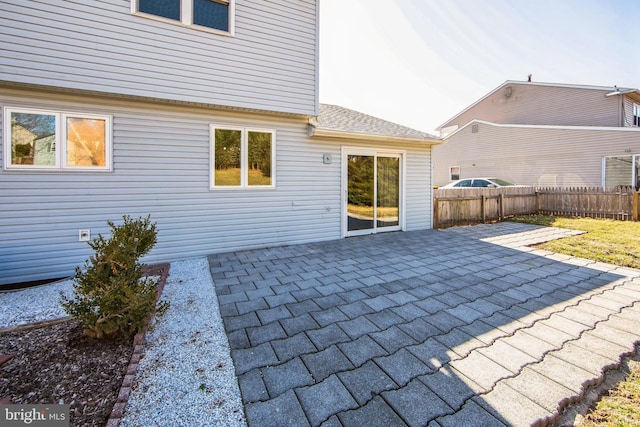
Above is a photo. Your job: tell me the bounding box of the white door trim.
[341,146,406,238]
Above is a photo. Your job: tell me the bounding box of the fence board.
[433,186,638,229]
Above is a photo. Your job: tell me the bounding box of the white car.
[441,178,515,188]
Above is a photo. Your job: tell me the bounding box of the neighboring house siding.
[623,96,639,127]
[0,0,317,115]
[442,83,620,129]
[433,122,640,187]
[0,87,331,285]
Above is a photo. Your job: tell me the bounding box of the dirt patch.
[0,263,170,427]
[0,319,133,426]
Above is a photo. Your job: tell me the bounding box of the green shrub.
[61,215,165,339]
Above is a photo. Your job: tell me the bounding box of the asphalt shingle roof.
[315,104,438,141]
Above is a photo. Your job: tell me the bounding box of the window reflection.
[214,129,242,186]
[377,157,399,228]
[347,155,375,231]
[248,131,272,186]
[66,117,106,167]
[10,112,56,166]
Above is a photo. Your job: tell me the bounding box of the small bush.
[61,215,164,339]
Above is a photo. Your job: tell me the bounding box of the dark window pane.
[347,155,374,231]
[377,157,399,228]
[194,0,229,31]
[247,131,272,186]
[139,0,180,21]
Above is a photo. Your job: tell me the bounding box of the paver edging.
[472,301,640,427]
[105,263,170,427]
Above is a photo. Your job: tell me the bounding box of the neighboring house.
[0,0,440,285]
[433,80,640,188]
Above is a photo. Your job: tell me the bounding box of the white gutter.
[308,126,444,145]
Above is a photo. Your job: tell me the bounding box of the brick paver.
[209,223,640,426]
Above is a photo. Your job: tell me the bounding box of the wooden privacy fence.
[433,186,640,229]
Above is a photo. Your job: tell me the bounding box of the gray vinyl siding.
[623,96,639,127]
[0,87,434,285]
[405,146,433,230]
[0,87,331,285]
[433,122,640,187]
[442,83,620,129]
[0,0,317,116]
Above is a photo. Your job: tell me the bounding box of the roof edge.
[445,119,640,139]
[436,80,634,131]
[309,126,444,145]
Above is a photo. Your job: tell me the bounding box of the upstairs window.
[134,0,233,34]
[634,103,640,127]
[211,126,275,189]
[3,108,112,171]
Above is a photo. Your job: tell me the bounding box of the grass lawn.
[348,204,399,219]
[579,358,640,427]
[509,215,640,269]
[509,215,640,425]
[214,168,271,186]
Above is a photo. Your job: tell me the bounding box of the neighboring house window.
[634,103,640,127]
[449,166,460,181]
[3,108,112,171]
[211,126,275,189]
[603,155,640,189]
[134,0,234,34]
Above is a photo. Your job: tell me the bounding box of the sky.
[319,0,639,135]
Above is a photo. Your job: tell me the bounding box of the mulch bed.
[0,263,169,427]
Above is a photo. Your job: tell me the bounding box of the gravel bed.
[120,258,246,427]
[0,258,246,427]
[0,278,74,328]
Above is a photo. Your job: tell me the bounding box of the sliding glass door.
[344,150,403,236]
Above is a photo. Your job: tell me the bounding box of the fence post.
[634,192,639,222]
[499,193,504,220]
[433,196,439,229]
[481,195,486,223]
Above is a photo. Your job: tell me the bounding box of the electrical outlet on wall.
[79,229,91,242]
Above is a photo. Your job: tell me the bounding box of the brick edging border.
[106,263,170,427]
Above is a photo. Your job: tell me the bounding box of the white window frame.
[449,166,460,181]
[210,125,276,190]
[132,0,235,36]
[633,103,640,127]
[3,107,112,172]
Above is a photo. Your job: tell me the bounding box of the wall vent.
[471,124,479,133]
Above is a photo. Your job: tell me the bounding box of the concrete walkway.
[208,222,640,427]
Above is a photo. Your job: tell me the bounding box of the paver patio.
[208,222,640,427]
